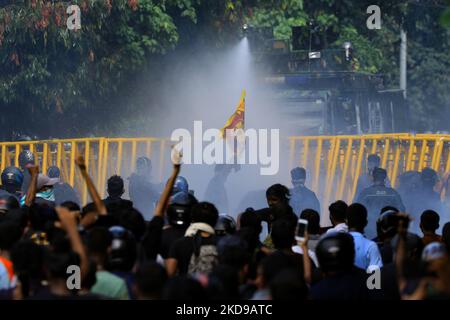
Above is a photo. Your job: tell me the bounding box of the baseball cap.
[36,174,59,190]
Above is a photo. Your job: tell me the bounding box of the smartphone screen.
[296,219,308,240]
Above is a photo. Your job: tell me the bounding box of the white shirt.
[349,231,383,271]
[326,223,348,234]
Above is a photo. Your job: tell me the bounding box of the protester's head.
[107,175,124,198]
[0,194,20,214]
[346,203,368,233]
[207,264,240,299]
[372,167,387,185]
[300,209,321,235]
[421,242,449,275]
[43,249,80,287]
[367,154,380,173]
[443,222,450,254]
[117,207,146,241]
[380,206,400,214]
[47,166,61,179]
[316,233,355,275]
[215,214,236,237]
[271,219,295,250]
[329,200,347,226]
[421,167,438,189]
[270,269,308,300]
[291,167,306,187]
[217,235,249,275]
[107,226,137,272]
[266,184,290,207]
[134,262,168,300]
[376,210,400,240]
[162,276,206,300]
[391,233,423,261]
[257,251,298,289]
[86,227,112,265]
[36,174,59,193]
[1,166,24,193]
[191,202,219,228]
[18,150,35,170]
[237,208,262,253]
[420,210,440,234]
[136,156,152,177]
[270,202,297,225]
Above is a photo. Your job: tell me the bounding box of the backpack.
[187,234,218,275]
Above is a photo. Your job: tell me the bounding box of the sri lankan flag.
[220,90,246,158]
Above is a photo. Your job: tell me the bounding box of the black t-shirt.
[168,235,216,275]
[160,226,186,259]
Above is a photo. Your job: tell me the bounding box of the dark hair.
[380,206,399,214]
[271,219,295,250]
[82,260,98,290]
[135,262,168,299]
[86,227,112,255]
[270,268,308,300]
[217,235,249,270]
[107,175,124,197]
[270,202,297,224]
[420,210,440,232]
[162,276,206,300]
[239,208,262,232]
[329,200,348,223]
[266,184,290,202]
[300,209,321,234]
[117,207,146,241]
[346,203,368,231]
[191,202,219,228]
[44,249,80,280]
[0,221,22,251]
[291,167,306,181]
[261,251,298,285]
[60,201,81,212]
[207,264,240,299]
[316,233,355,274]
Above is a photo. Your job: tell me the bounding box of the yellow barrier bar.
[337,138,353,200]
[97,139,104,188]
[101,141,109,197]
[405,139,415,171]
[131,140,137,172]
[351,138,365,201]
[302,139,309,168]
[325,138,341,205]
[14,144,20,167]
[391,143,402,188]
[83,141,90,204]
[432,139,444,171]
[42,143,48,174]
[117,141,123,176]
[313,139,322,193]
[56,142,62,169]
[288,139,295,170]
[381,139,390,169]
[146,140,152,159]
[371,139,377,155]
[445,151,450,173]
[69,142,76,186]
[0,145,6,172]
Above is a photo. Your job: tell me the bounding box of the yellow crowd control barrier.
[0,137,167,204]
[1,134,449,209]
[289,134,450,209]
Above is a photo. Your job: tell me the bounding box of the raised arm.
[56,206,89,279]
[298,231,312,285]
[75,155,107,215]
[24,165,39,207]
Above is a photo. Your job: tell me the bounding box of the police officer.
[214,214,237,238]
[47,165,81,206]
[289,167,320,215]
[0,166,24,200]
[128,157,161,221]
[18,150,35,193]
[354,154,391,201]
[356,167,405,240]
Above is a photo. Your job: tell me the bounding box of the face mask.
[37,189,55,202]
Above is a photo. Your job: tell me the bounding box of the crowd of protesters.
[0,149,449,300]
